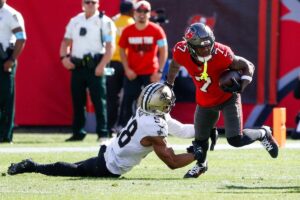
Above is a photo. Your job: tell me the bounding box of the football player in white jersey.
[7,83,206,178]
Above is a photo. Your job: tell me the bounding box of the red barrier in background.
[9,0,119,125]
[7,0,300,129]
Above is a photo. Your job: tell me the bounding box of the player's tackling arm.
[166,59,181,86]
[145,136,195,169]
[165,114,195,138]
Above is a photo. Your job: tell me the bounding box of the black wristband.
[60,54,70,60]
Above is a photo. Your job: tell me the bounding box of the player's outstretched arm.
[166,59,181,86]
[165,114,194,139]
[146,136,195,169]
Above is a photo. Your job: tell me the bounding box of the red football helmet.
[183,23,215,62]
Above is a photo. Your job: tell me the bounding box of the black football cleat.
[8,159,37,175]
[183,161,208,178]
[65,134,86,142]
[0,138,13,144]
[260,126,279,158]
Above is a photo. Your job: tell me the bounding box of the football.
[219,70,241,88]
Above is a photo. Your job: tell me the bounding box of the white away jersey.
[104,108,168,175]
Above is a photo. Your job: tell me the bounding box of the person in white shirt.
[7,83,207,178]
[60,0,116,142]
[0,0,26,143]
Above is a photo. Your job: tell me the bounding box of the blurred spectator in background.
[107,1,134,136]
[149,8,169,25]
[118,0,168,127]
[0,0,26,143]
[60,0,116,142]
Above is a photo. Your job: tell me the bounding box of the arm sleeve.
[165,114,195,138]
[156,25,167,47]
[9,13,24,30]
[64,19,74,39]
[103,16,116,43]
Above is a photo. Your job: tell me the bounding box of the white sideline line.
[0,143,300,153]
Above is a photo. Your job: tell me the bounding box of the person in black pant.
[117,1,168,127]
[60,0,116,142]
[107,2,134,136]
[0,0,26,143]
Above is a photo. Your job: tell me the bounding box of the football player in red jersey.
[165,23,279,178]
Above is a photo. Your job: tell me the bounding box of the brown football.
[219,70,241,88]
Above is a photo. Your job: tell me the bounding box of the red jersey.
[173,41,234,107]
[119,22,166,75]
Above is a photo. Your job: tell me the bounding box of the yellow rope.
[200,61,208,81]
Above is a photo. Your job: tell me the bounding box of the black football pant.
[194,93,263,162]
[34,153,119,178]
[0,60,16,142]
[106,61,124,135]
[118,75,151,127]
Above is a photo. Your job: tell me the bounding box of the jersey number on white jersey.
[117,119,137,148]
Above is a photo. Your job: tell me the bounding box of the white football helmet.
[138,82,176,115]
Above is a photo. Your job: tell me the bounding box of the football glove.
[164,81,174,89]
[186,145,194,153]
[221,77,241,93]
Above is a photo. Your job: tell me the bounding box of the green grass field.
[0,134,299,200]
